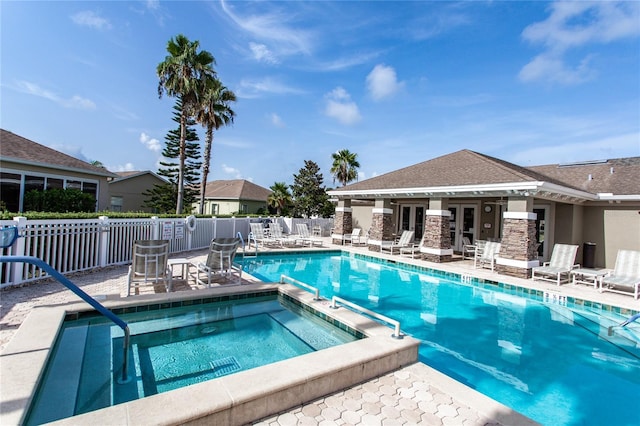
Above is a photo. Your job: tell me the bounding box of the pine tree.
[290,160,331,218]
[144,99,202,213]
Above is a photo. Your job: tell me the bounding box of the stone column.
[331,199,352,245]
[368,199,393,252]
[495,197,539,278]
[420,198,453,262]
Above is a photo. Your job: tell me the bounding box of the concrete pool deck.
[1,237,637,425]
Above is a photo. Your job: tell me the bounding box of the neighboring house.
[195,179,270,215]
[328,150,640,275]
[108,171,168,212]
[0,129,117,212]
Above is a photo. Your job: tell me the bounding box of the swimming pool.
[243,251,640,426]
[25,291,360,425]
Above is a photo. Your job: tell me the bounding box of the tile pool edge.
[0,283,420,425]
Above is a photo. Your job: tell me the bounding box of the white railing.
[280,274,321,300]
[0,216,334,288]
[330,296,403,339]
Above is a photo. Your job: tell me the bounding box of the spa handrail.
[0,255,130,384]
[330,295,403,339]
[280,274,321,300]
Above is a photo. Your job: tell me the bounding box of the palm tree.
[157,34,216,214]
[267,182,292,216]
[330,149,360,187]
[195,78,237,214]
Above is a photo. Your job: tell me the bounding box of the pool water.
[26,294,358,425]
[243,252,640,426]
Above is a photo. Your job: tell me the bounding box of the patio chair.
[249,222,277,248]
[190,237,243,287]
[127,240,172,296]
[295,223,323,247]
[531,244,579,286]
[269,222,297,247]
[599,250,640,299]
[461,236,476,260]
[474,241,501,271]
[345,228,367,246]
[381,230,415,255]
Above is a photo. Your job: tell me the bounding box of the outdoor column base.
[423,254,452,263]
[496,265,532,279]
[367,244,381,252]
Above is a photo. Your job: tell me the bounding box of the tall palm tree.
[195,78,237,214]
[330,149,360,187]
[267,182,292,216]
[157,34,216,214]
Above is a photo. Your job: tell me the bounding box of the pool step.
[270,309,352,351]
[75,323,113,415]
[25,324,88,426]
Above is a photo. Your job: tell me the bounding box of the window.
[46,178,64,190]
[0,172,21,212]
[66,180,82,190]
[211,203,219,215]
[241,204,248,214]
[82,182,97,199]
[25,175,45,193]
[110,196,123,212]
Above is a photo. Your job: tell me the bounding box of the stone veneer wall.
[496,218,538,278]
[421,215,452,263]
[332,210,352,245]
[368,212,393,252]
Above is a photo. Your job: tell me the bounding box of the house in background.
[195,179,271,215]
[0,129,117,212]
[329,150,640,274]
[108,171,167,212]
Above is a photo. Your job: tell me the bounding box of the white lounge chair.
[127,240,172,296]
[269,222,297,247]
[190,238,243,287]
[461,236,476,260]
[531,244,579,285]
[474,241,501,271]
[381,230,415,255]
[346,228,367,246]
[295,223,323,247]
[249,222,278,248]
[599,250,640,299]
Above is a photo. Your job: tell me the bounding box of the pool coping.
[1,283,423,425]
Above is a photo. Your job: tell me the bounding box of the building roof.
[528,157,640,197]
[109,170,167,184]
[203,179,271,201]
[329,149,637,203]
[0,129,117,178]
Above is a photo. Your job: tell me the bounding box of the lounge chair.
[531,244,579,285]
[599,250,640,299]
[461,236,476,260]
[249,222,277,248]
[295,223,323,247]
[344,228,366,246]
[474,241,501,271]
[381,230,415,255]
[269,222,297,247]
[127,240,172,296]
[190,237,243,287]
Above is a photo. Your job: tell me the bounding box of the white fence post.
[11,216,27,283]
[213,216,217,239]
[98,215,109,268]
[151,216,160,239]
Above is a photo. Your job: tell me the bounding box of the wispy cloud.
[249,42,278,64]
[14,80,96,110]
[111,162,136,172]
[140,133,161,152]
[70,11,112,30]
[220,0,314,61]
[269,113,285,128]
[519,2,640,85]
[51,144,90,162]
[366,64,405,101]
[221,163,252,182]
[324,87,361,125]
[236,77,305,99]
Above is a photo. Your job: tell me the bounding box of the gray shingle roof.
[203,179,271,201]
[0,129,117,178]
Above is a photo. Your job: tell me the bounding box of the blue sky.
[2,1,639,189]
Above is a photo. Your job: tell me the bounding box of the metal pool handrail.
[280,274,321,300]
[0,255,131,384]
[330,296,403,339]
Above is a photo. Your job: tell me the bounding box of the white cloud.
[70,11,112,30]
[222,163,243,179]
[249,42,278,64]
[324,87,361,125]
[366,64,404,101]
[269,113,285,128]
[14,80,96,110]
[519,2,640,84]
[237,77,305,98]
[112,163,136,172]
[51,144,90,162]
[140,133,162,152]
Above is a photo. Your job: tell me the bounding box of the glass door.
[399,204,426,242]
[448,204,478,251]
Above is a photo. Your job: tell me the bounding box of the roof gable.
[204,179,271,201]
[0,129,116,178]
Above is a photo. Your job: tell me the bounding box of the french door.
[448,204,478,251]
[398,204,425,241]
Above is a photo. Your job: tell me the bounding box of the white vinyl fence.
[0,216,334,288]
